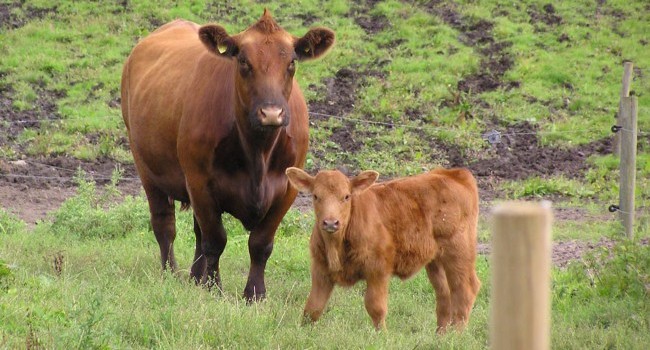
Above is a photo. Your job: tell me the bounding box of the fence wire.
[0,109,647,183]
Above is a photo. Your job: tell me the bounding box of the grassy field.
[0,179,649,349]
[1,0,650,348]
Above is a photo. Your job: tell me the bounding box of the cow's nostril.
[259,106,284,126]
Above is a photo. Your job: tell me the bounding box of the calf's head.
[286,168,379,236]
[199,9,334,130]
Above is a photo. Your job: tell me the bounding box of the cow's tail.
[120,57,131,130]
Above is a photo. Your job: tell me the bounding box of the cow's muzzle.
[258,105,285,126]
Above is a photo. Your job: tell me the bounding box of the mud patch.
[329,123,364,153]
[0,156,141,225]
[0,2,58,30]
[527,4,562,27]
[295,13,319,27]
[348,0,390,35]
[308,64,384,119]
[452,122,612,180]
[420,1,517,95]
[0,81,66,149]
[308,67,360,119]
[0,156,138,189]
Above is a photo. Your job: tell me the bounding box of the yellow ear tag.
[217,44,227,54]
[304,47,310,53]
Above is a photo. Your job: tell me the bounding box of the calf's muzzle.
[322,219,340,233]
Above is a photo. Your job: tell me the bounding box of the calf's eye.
[343,194,350,201]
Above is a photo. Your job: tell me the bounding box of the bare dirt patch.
[308,68,360,120]
[349,0,389,35]
[450,122,612,180]
[0,156,140,225]
[527,4,563,27]
[0,2,58,29]
[419,1,518,95]
[0,81,66,148]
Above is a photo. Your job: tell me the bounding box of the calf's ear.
[294,28,335,61]
[199,25,239,57]
[285,167,315,193]
[351,170,379,194]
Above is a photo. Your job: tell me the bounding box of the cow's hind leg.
[441,245,480,329]
[426,260,452,333]
[143,183,178,272]
[187,178,227,292]
[190,215,206,284]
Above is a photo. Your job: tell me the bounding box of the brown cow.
[285,167,481,331]
[121,10,334,301]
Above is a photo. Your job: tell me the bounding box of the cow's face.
[199,9,335,131]
[286,168,378,237]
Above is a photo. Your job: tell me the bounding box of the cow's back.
[121,20,234,199]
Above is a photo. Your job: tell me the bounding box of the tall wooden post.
[619,96,638,238]
[491,201,553,350]
[614,61,633,156]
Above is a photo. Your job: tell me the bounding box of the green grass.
[1,180,649,349]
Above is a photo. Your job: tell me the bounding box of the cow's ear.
[199,25,239,57]
[351,170,378,194]
[286,167,315,193]
[294,28,335,61]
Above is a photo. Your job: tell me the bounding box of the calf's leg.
[441,247,480,328]
[365,275,390,330]
[426,260,452,333]
[303,266,334,324]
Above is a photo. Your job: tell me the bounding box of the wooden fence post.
[490,201,553,350]
[614,61,633,156]
[619,96,638,239]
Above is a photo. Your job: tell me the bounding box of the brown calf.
[286,167,481,331]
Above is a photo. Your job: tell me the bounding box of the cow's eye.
[343,194,350,201]
[313,194,318,201]
[238,57,251,71]
[288,59,296,72]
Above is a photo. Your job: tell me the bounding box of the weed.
[0,259,13,293]
[47,169,149,239]
[0,209,25,235]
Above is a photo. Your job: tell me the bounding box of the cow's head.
[286,168,378,235]
[199,9,335,130]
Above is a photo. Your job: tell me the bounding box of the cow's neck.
[234,116,284,178]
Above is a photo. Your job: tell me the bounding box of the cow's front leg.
[245,230,274,302]
[365,275,390,331]
[187,180,227,292]
[244,188,297,302]
[303,264,334,324]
